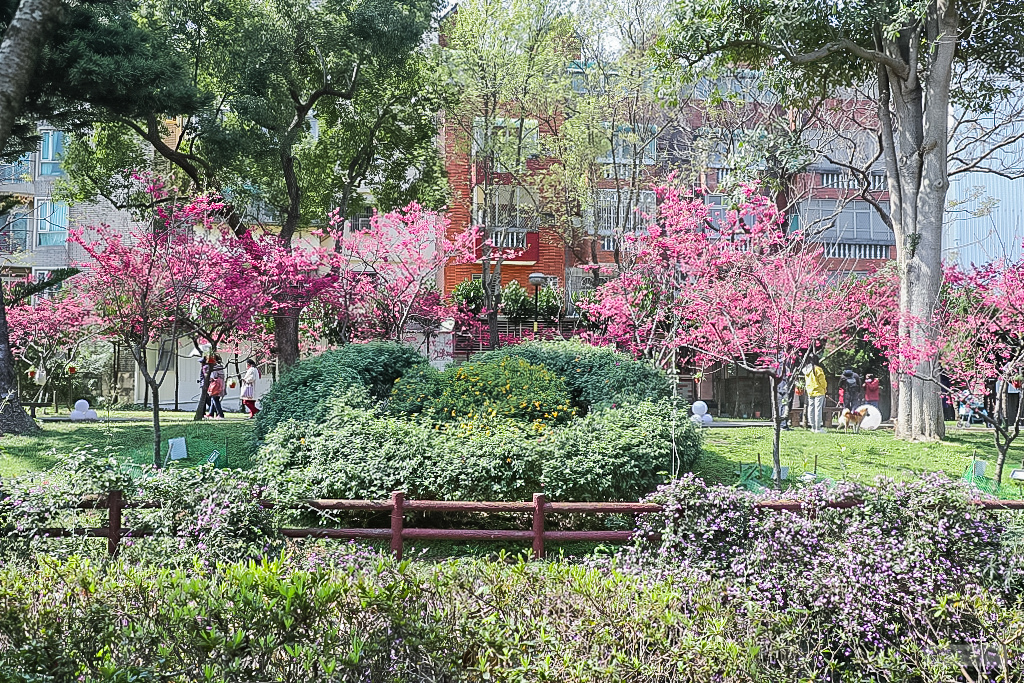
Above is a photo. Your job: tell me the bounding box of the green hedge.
[390,356,576,425]
[254,343,427,439]
[472,340,671,411]
[257,398,699,502]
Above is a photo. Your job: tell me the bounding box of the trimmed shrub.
[254,342,427,439]
[473,340,671,411]
[390,356,576,425]
[387,363,441,416]
[259,409,546,502]
[540,400,700,501]
[258,399,694,502]
[501,280,561,321]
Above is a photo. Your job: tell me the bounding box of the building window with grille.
[471,272,501,294]
[0,154,31,184]
[348,207,373,232]
[0,209,30,253]
[596,189,656,251]
[472,118,539,173]
[40,131,65,176]
[36,199,69,246]
[481,185,537,233]
[820,170,886,191]
[597,125,657,166]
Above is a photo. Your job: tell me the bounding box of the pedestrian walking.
[207,355,226,419]
[841,369,861,409]
[864,373,881,409]
[240,359,261,418]
[803,355,827,433]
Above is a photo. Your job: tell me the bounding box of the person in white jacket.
[240,359,261,418]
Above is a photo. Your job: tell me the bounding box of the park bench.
[788,406,843,428]
[22,401,51,418]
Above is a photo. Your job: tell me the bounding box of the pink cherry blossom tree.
[71,221,193,466]
[580,184,859,485]
[6,284,103,408]
[937,260,1024,486]
[331,203,478,346]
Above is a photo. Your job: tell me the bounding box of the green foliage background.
[253,342,427,439]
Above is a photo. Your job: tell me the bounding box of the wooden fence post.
[390,491,405,561]
[532,493,545,560]
[107,490,123,557]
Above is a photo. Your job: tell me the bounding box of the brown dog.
[836,406,870,433]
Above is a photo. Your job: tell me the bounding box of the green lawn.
[0,412,254,478]
[2,413,1020,499]
[696,422,1021,494]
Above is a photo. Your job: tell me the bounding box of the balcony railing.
[822,242,892,260]
[0,161,31,184]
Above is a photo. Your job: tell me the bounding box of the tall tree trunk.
[274,312,300,368]
[132,344,165,467]
[150,381,161,467]
[768,374,783,488]
[0,0,63,148]
[876,6,957,442]
[0,295,38,434]
[193,355,211,421]
[0,0,64,435]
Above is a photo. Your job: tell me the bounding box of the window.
[567,64,617,94]
[31,269,64,301]
[798,200,893,243]
[472,118,539,172]
[705,194,757,231]
[596,189,656,251]
[822,243,891,260]
[349,207,373,232]
[0,154,31,184]
[597,125,657,166]
[471,273,501,294]
[156,338,175,372]
[40,131,64,176]
[482,185,537,233]
[0,209,29,253]
[36,199,69,246]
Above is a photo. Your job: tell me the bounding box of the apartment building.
[0,125,142,281]
[439,95,897,311]
[1,124,146,405]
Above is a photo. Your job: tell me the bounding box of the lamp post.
[528,272,546,334]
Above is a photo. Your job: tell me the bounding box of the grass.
[696,422,1023,495]
[0,411,255,478]
[2,411,1021,499]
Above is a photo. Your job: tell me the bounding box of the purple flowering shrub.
[0,552,1018,681]
[0,449,280,566]
[627,473,1019,669]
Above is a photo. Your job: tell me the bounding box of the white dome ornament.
[855,404,883,431]
[691,401,711,428]
[69,399,99,421]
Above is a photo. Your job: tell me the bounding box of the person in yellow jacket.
[802,355,828,433]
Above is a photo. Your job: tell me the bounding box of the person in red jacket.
[864,373,881,409]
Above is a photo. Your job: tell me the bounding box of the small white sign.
[167,437,188,461]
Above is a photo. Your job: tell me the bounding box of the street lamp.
[528,272,546,333]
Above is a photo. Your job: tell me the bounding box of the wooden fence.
[35,491,1024,560]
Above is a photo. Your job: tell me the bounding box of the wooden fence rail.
[30,491,1024,560]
